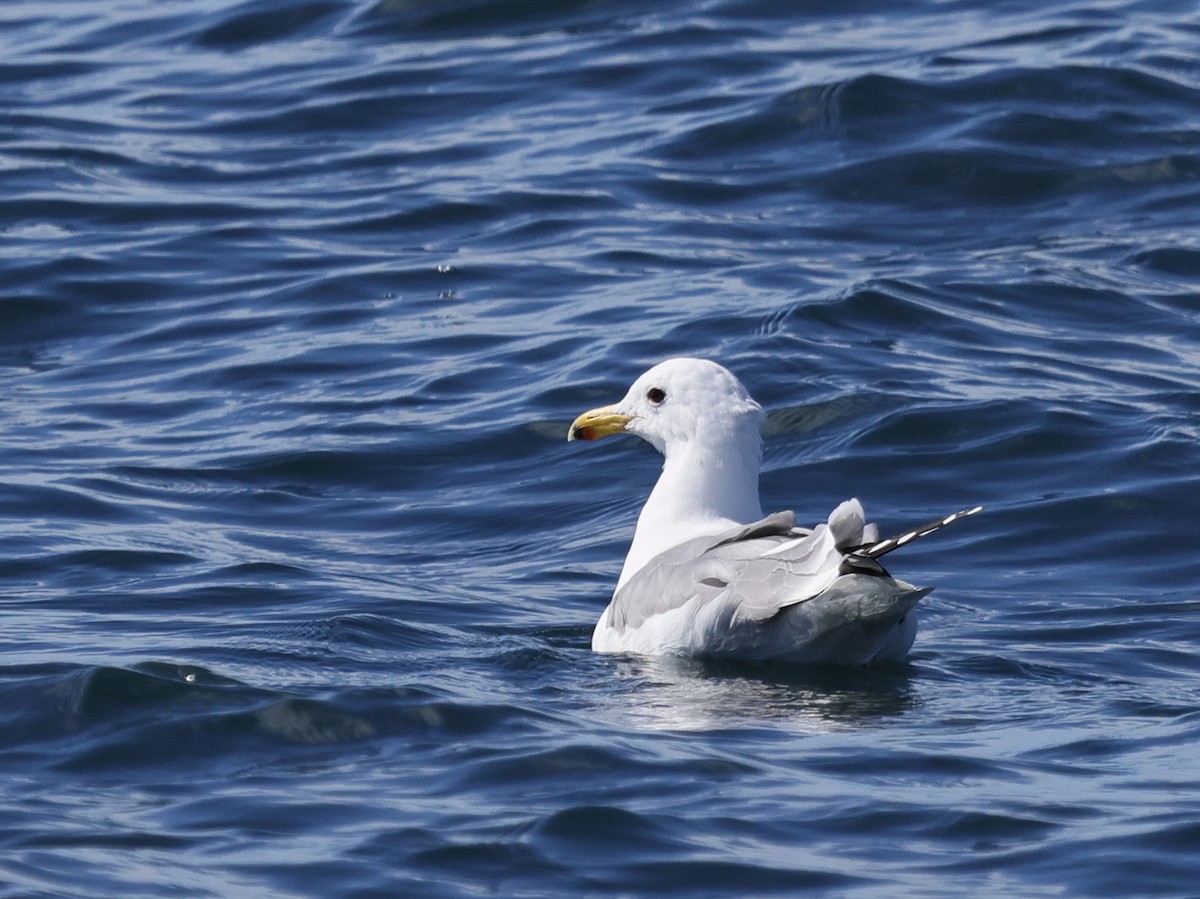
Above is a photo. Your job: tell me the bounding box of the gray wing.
[606,501,873,635]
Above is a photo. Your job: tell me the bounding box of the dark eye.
[646,387,666,405]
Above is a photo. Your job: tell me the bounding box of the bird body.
[568,358,978,665]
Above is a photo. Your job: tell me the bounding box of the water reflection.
[598,654,921,733]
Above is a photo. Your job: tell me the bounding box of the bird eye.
[646,387,666,405]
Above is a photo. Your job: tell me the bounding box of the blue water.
[2,0,1199,895]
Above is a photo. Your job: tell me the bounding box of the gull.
[567,357,980,665]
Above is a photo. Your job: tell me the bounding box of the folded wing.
[605,499,877,636]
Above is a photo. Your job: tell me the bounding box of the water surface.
[2,1,1199,896]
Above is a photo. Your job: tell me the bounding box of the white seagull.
[568,357,980,665]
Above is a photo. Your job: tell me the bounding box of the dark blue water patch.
[399,790,876,897]
[1131,246,1200,278]
[194,0,345,48]
[815,801,1063,854]
[0,481,148,524]
[655,89,834,165]
[48,695,374,774]
[0,659,563,772]
[348,0,650,39]
[967,810,1200,897]
[942,65,1200,136]
[822,148,1081,208]
[531,803,689,861]
[0,548,198,592]
[705,0,942,20]
[796,282,993,346]
[0,58,101,88]
[564,857,863,896]
[0,662,262,754]
[2,0,1200,896]
[651,60,1200,214]
[0,295,94,359]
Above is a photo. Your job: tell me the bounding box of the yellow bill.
[567,404,632,442]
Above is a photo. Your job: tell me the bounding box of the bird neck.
[617,431,764,590]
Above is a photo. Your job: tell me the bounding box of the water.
[2,0,1199,895]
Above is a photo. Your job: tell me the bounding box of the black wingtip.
[857,505,983,561]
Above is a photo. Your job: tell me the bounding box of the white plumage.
[568,357,979,665]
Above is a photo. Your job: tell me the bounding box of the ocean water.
[2,0,1199,896]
